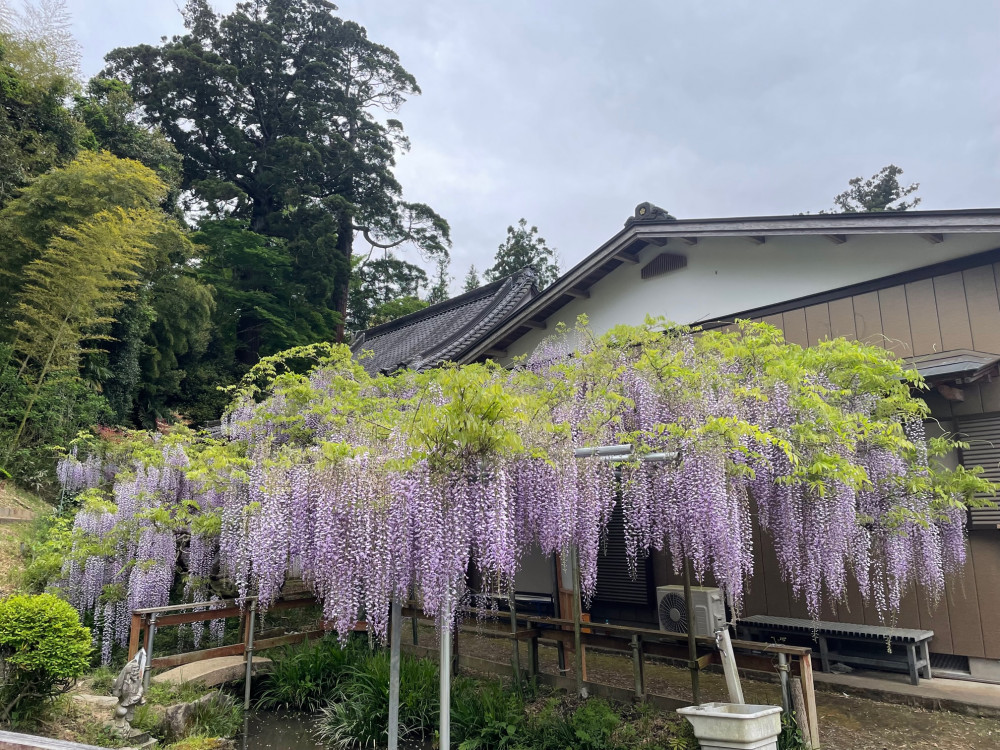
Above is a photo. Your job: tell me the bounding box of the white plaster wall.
[505,232,1000,360]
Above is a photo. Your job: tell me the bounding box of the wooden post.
[508,585,521,682]
[529,634,539,677]
[790,677,812,750]
[799,653,821,749]
[128,614,142,661]
[631,634,645,701]
[683,559,700,704]
[570,546,588,693]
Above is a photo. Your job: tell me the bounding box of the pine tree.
[463,265,480,293]
[485,219,559,288]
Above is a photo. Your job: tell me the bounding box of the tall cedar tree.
[104,0,450,347]
[485,218,559,288]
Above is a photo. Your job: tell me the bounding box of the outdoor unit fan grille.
[658,592,688,633]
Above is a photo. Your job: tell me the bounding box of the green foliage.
[0,592,91,723]
[830,164,920,213]
[348,254,429,331]
[184,692,243,741]
[0,16,81,210]
[256,635,352,712]
[485,218,559,289]
[317,645,440,748]
[463,264,481,293]
[18,512,74,592]
[0,343,111,491]
[143,680,215,708]
[105,0,449,343]
[778,710,807,750]
[452,678,525,750]
[370,296,428,327]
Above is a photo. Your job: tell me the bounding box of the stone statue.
[110,648,146,736]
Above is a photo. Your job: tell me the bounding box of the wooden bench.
[738,615,933,685]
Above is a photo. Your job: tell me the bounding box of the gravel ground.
[412,619,1000,750]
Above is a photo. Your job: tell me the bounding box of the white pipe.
[573,444,678,463]
[716,627,745,704]
[388,597,401,750]
[439,615,451,750]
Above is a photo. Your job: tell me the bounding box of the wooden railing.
[128,596,323,670]
[402,603,821,749]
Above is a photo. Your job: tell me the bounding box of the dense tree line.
[0,0,452,486]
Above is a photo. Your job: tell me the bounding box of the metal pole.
[776,652,792,714]
[683,560,700,704]
[243,600,257,710]
[439,607,451,750]
[571,546,585,697]
[142,615,157,690]
[388,597,402,750]
[716,627,744,704]
[508,584,521,683]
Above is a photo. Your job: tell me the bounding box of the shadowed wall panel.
[804,303,832,346]
[933,272,974,351]
[878,285,913,355]
[781,308,808,347]
[904,279,943,356]
[852,291,884,346]
[828,297,857,340]
[963,267,1000,353]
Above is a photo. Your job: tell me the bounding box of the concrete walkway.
[814,669,1000,716]
[152,655,271,688]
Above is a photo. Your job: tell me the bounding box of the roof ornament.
[626,202,676,225]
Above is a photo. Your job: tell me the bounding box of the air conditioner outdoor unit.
[656,585,726,637]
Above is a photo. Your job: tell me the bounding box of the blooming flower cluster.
[58,321,994,655]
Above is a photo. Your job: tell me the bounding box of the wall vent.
[641,252,687,279]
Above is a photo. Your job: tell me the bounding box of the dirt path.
[418,621,1000,750]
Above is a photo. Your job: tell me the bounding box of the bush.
[0,593,91,724]
[317,647,439,748]
[256,635,351,712]
[451,677,525,750]
[186,692,243,740]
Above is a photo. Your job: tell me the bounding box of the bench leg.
[921,641,933,680]
[907,643,919,685]
[818,635,831,673]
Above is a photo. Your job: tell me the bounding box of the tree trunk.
[333,212,354,344]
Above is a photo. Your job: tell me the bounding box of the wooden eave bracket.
[564,288,591,299]
[921,233,945,244]
[824,234,848,244]
[523,320,547,330]
[484,348,507,358]
[614,252,641,264]
[679,237,698,246]
[748,236,766,245]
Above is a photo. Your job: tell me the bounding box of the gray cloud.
[68,0,1000,290]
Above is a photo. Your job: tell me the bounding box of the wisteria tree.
[54,319,994,662]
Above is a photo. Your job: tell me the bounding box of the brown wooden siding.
[740,263,1000,658]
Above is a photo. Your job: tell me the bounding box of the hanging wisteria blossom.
[57,320,995,659]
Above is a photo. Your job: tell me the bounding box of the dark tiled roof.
[907,349,1000,383]
[351,268,538,374]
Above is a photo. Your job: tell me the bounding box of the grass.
[256,634,355,712]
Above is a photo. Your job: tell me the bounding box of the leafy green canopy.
[104,0,450,345]
[0,592,91,723]
[485,219,559,289]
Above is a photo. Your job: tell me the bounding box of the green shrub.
[186,692,243,740]
[144,680,214,707]
[452,677,525,750]
[0,593,91,724]
[256,635,351,712]
[87,664,118,695]
[317,647,439,748]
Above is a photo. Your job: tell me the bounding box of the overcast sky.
[67,0,999,288]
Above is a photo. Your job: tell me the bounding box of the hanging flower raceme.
[56,321,996,650]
